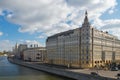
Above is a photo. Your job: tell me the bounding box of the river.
[0,56,73,80]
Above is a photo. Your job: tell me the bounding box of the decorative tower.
[82,10,90,27]
[80,11,91,68]
[15,43,18,49]
[14,43,18,57]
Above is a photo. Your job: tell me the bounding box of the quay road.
[8,57,120,80]
[68,69,120,79]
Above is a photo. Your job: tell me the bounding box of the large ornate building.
[46,11,120,68]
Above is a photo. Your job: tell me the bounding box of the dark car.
[118,65,120,70]
[110,67,118,71]
[116,73,120,79]
[91,72,99,76]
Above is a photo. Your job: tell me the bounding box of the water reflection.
[0,56,73,80]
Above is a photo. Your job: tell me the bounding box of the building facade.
[23,47,46,62]
[46,11,120,68]
[18,44,28,59]
[13,44,28,59]
[12,43,18,57]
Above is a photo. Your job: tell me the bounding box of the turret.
[82,11,90,27]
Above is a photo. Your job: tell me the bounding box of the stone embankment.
[8,58,117,80]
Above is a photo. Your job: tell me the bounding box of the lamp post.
[96,62,99,74]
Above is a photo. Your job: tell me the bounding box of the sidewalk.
[30,61,120,79]
[68,69,120,79]
[8,58,119,80]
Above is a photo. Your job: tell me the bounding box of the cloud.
[0,0,71,34]
[36,34,46,39]
[99,19,120,39]
[0,0,119,38]
[66,0,101,8]
[108,9,114,14]
[0,39,45,52]
[0,32,3,36]
[19,40,45,47]
[66,0,117,14]
[69,0,117,24]
[0,40,14,51]
[100,19,120,29]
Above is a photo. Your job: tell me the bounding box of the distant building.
[12,43,18,56]
[23,47,46,62]
[46,11,120,68]
[13,44,28,59]
[18,44,28,59]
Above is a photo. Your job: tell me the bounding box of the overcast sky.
[0,0,120,51]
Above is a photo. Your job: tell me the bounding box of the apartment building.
[46,11,120,68]
[23,47,46,62]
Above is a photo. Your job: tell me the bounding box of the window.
[86,33,89,36]
[36,57,40,59]
[86,37,89,39]
[83,29,84,31]
[87,29,89,31]
[82,61,84,64]
[86,61,89,64]
[83,37,84,39]
[37,53,40,56]
[95,61,97,63]
[86,56,89,60]
[82,50,84,54]
[97,61,99,63]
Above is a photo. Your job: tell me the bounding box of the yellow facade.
[46,11,120,68]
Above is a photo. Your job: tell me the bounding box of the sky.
[0,0,120,51]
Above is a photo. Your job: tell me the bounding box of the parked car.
[110,67,118,71]
[118,65,120,70]
[91,72,99,76]
[116,73,120,79]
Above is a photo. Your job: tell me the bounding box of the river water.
[0,56,73,80]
